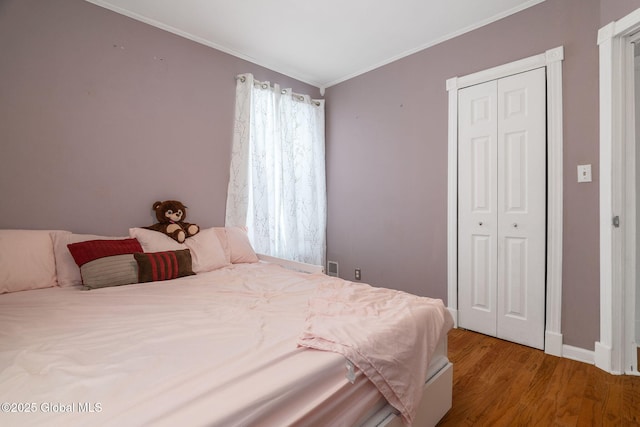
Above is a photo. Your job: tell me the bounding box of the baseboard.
[594,341,612,372]
[562,344,595,365]
[447,307,458,328]
[454,325,599,368]
[544,330,563,357]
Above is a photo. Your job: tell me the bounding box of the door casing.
[447,46,564,356]
[597,8,640,375]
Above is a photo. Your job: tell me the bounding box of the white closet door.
[458,68,546,350]
[496,68,546,349]
[458,80,498,337]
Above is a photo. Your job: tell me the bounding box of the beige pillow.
[0,230,58,293]
[79,254,139,290]
[224,226,259,264]
[184,227,230,273]
[129,227,186,252]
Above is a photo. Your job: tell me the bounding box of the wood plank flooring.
[436,328,640,426]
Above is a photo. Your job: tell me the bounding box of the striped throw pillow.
[134,249,194,283]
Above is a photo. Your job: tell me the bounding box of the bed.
[0,228,453,427]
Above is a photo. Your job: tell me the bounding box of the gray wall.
[324,0,640,350]
[0,0,319,235]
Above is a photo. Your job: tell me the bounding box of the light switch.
[577,164,592,183]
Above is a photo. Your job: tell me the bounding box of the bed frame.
[365,362,453,427]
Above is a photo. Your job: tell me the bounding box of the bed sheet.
[299,278,454,424]
[0,262,448,427]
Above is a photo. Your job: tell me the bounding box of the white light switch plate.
[577,164,592,183]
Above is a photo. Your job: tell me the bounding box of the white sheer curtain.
[226,73,326,266]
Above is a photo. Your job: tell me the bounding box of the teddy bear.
[144,200,200,243]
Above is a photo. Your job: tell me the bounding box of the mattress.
[0,262,449,427]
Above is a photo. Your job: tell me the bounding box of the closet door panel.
[503,236,528,317]
[496,67,546,349]
[458,80,498,336]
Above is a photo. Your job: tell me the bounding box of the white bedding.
[0,262,449,426]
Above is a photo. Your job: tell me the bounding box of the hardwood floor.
[437,328,640,426]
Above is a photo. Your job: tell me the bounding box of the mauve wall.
[324,0,640,350]
[3,0,640,351]
[0,0,319,236]
[601,0,640,25]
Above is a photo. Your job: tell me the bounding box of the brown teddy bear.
[144,200,200,243]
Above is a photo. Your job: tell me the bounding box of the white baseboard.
[594,341,613,372]
[447,307,458,328]
[453,324,601,369]
[562,344,595,365]
[544,330,563,357]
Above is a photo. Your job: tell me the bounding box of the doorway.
[597,8,640,375]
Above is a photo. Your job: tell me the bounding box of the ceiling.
[86,0,545,89]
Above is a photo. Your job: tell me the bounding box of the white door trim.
[597,7,640,375]
[447,46,564,356]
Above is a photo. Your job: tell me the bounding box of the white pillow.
[224,226,259,264]
[52,232,128,287]
[0,230,58,293]
[184,227,230,273]
[129,227,186,252]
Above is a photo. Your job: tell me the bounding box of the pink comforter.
[298,278,454,425]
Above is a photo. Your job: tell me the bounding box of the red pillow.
[134,250,195,283]
[67,238,143,267]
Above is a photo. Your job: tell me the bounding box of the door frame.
[597,8,640,375]
[446,46,565,356]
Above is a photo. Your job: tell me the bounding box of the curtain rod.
[235,75,322,106]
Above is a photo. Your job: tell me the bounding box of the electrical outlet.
[355,268,361,281]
